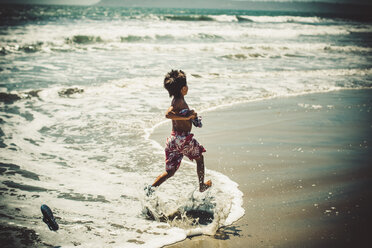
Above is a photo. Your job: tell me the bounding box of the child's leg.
[195,155,212,192]
[152,169,175,187]
[152,144,182,188]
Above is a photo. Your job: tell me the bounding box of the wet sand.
[151,89,372,247]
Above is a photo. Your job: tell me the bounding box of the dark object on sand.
[0,92,21,104]
[41,204,59,231]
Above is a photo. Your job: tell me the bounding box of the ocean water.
[0,4,371,247]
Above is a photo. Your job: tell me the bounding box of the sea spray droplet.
[142,189,215,226]
[141,169,244,237]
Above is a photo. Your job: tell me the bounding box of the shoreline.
[150,89,372,248]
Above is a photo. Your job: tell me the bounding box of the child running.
[149,70,212,193]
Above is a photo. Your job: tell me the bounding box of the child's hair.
[163,70,187,98]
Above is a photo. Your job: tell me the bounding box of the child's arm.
[165,106,196,120]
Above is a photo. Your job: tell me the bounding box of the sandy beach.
[151,89,372,247]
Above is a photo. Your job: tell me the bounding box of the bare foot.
[199,180,212,192]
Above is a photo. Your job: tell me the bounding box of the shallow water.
[0,4,371,247]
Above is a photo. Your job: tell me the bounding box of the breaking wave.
[164,15,215,22]
[65,35,103,44]
[1,35,371,56]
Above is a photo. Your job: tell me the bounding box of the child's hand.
[188,110,197,119]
